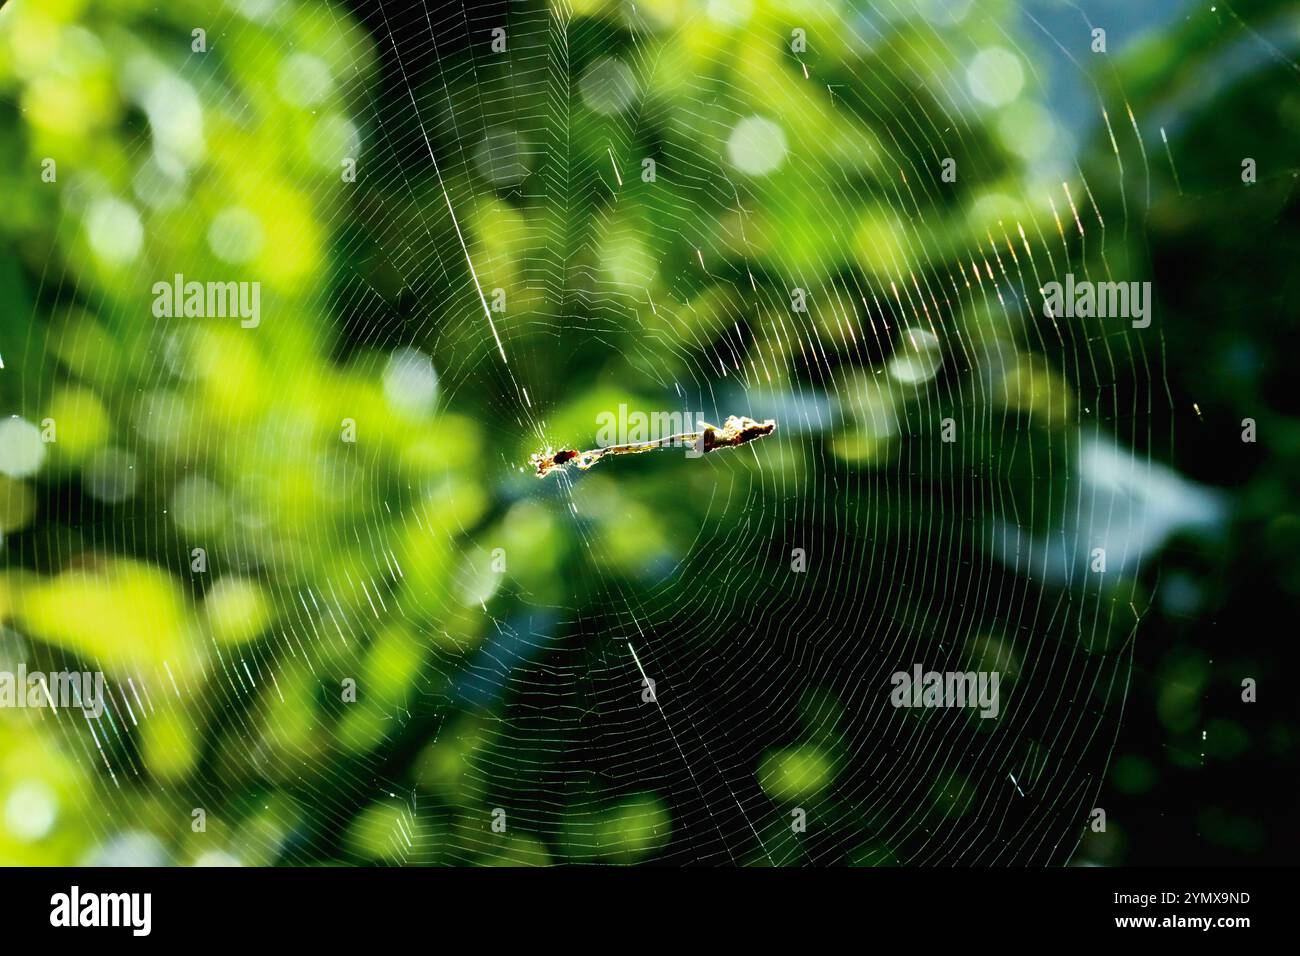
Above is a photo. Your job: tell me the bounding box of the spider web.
[4,0,1184,866]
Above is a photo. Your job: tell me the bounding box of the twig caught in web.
[530,415,777,479]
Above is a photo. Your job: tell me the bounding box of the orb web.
[1,0,1174,866]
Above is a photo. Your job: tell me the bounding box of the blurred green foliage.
[0,0,1294,866]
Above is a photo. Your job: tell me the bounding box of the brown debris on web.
[530,415,777,479]
[529,447,599,479]
[697,414,777,452]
